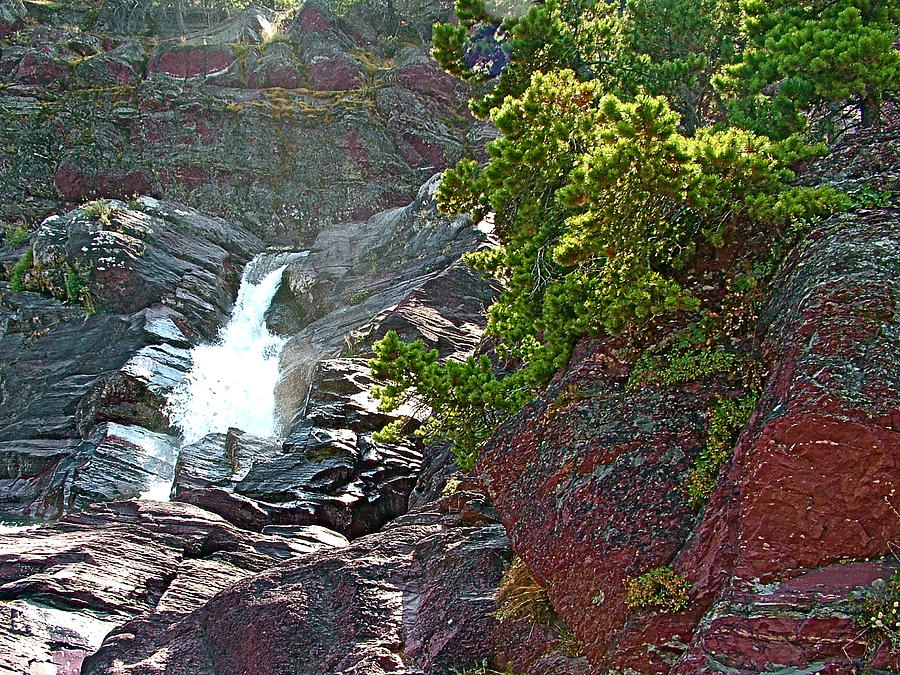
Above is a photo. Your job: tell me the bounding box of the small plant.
[65,264,95,313]
[451,661,517,675]
[627,344,743,390]
[495,557,556,624]
[683,393,758,508]
[82,199,114,225]
[624,566,690,613]
[441,476,462,496]
[848,184,892,209]
[3,221,28,246]
[347,289,372,306]
[8,248,34,291]
[854,571,900,655]
[371,419,404,444]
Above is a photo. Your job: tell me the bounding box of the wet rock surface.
[0,198,262,522]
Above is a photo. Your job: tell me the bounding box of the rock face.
[80,491,511,675]
[0,0,479,243]
[0,500,347,675]
[478,203,900,672]
[0,198,262,522]
[0,145,498,673]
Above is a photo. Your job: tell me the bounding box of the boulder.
[477,204,900,672]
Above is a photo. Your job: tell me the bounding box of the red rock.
[477,336,721,666]
[478,199,900,673]
[147,45,235,79]
[55,164,152,202]
[14,50,70,88]
[81,494,511,675]
[297,6,334,35]
[306,55,364,91]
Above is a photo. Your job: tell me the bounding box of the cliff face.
[0,0,482,243]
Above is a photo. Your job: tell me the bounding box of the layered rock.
[0,198,262,522]
[81,490,510,675]
[0,500,347,675]
[0,0,478,242]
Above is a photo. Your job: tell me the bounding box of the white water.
[166,259,289,445]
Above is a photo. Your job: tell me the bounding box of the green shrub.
[3,221,28,246]
[683,394,758,508]
[624,566,690,613]
[82,199,114,225]
[8,249,33,291]
[369,331,522,470]
[347,289,372,306]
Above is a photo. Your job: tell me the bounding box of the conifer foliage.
[369,0,891,468]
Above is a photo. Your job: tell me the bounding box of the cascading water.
[166,254,295,447]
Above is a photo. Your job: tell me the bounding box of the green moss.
[624,566,690,613]
[63,264,96,313]
[627,344,744,390]
[3,221,28,246]
[546,383,588,419]
[347,289,372,306]
[683,394,758,508]
[8,249,33,291]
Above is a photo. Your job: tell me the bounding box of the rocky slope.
[1,2,899,674]
[478,127,900,674]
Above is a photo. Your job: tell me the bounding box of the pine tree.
[724,0,900,136]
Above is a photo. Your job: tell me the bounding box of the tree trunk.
[175,0,186,36]
[860,93,880,128]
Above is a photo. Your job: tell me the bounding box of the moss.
[627,344,744,390]
[65,264,94,313]
[853,571,900,655]
[545,383,588,419]
[3,221,28,246]
[683,394,758,508]
[348,48,396,76]
[8,248,34,291]
[624,566,690,613]
[347,289,372,305]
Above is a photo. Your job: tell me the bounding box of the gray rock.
[0,199,264,522]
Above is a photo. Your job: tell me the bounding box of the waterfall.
[166,255,293,446]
